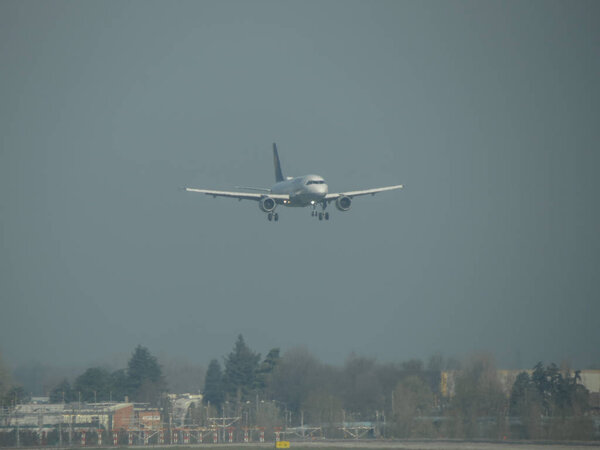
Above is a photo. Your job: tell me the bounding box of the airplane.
[185,143,403,221]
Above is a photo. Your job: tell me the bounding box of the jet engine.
[259,196,276,212]
[335,196,352,211]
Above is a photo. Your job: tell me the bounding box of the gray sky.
[1,0,599,371]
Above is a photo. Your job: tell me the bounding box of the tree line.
[3,337,597,441]
[47,345,166,405]
[200,336,595,440]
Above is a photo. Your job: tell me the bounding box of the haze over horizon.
[1,1,599,374]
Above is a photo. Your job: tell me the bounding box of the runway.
[135,440,600,450]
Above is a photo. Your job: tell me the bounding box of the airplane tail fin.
[273,143,284,182]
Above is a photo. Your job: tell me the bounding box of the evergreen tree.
[531,361,555,415]
[109,369,129,402]
[126,345,166,404]
[223,335,260,401]
[256,348,280,392]
[508,371,542,438]
[1,385,29,406]
[529,362,590,417]
[74,367,112,402]
[509,372,537,416]
[510,362,591,439]
[49,378,76,403]
[203,359,224,408]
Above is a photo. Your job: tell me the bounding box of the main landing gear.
[267,212,279,222]
[311,202,329,220]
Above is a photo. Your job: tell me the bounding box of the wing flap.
[185,188,289,202]
[325,184,403,200]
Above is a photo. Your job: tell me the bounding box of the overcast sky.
[1,0,599,371]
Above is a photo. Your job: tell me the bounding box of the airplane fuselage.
[270,174,328,207]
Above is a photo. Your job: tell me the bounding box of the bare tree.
[446,353,507,439]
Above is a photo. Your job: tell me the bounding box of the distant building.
[169,394,203,427]
[2,403,134,431]
[581,370,600,393]
[134,408,161,430]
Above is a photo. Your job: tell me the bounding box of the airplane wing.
[325,184,403,201]
[185,188,290,202]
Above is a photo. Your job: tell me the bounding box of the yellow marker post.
[275,441,290,448]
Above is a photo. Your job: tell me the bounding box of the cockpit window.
[306,180,325,185]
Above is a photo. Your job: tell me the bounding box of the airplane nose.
[309,183,327,197]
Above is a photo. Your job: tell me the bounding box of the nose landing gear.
[267,212,279,222]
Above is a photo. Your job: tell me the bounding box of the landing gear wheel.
[274,213,279,222]
[324,212,329,220]
[318,212,323,220]
[268,213,273,221]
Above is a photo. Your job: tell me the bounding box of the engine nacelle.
[259,196,277,212]
[335,196,352,211]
